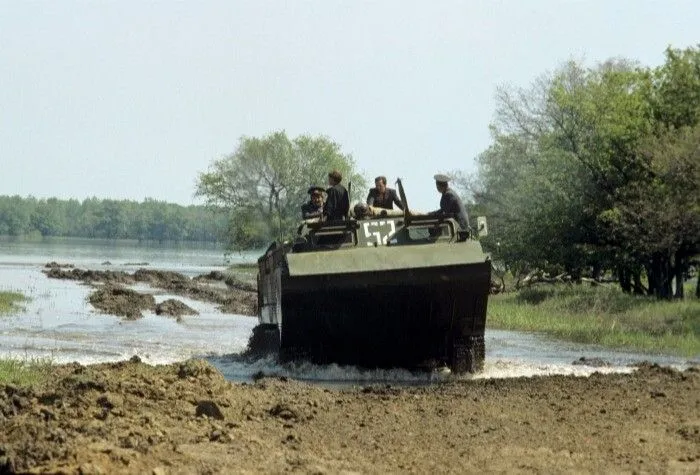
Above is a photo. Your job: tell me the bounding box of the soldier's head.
[353,202,369,219]
[434,174,450,194]
[308,186,324,206]
[328,170,342,186]
[374,176,387,193]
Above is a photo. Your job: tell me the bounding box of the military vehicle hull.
[252,214,491,373]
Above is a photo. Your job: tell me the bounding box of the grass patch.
[488,284,700,357]
[0,291,27,314]
[226,262,257,284]
[228,262,257,269]
[0,357,53,387]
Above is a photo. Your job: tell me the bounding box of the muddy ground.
[0,361,697,474]
[11,263,696,473]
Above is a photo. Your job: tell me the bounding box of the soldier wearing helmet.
[301,186,325,219]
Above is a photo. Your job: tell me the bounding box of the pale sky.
[1,1,698,211]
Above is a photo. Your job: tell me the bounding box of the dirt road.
[1,360,698,474]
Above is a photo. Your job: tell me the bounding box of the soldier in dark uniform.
[323,169,350,220]
[301,186,325,219]
[366,176,404,210]
[430,174,470,230]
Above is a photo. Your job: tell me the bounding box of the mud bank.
[0,360,698,473]
[43,262,257,318]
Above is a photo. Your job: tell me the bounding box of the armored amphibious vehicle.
[250,181,491,373]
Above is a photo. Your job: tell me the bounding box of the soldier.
[301,186,325,219]
[323,170,350,220]
[430,174,470,230]
[366,176,404,210]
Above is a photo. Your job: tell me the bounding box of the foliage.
[0,291,26,314]
[473,45,700,298]
[0,358,53,387]
[488,284,700,356]
[196,131,366,250]
[0,196,227,242]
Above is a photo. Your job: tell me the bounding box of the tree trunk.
[673,250,685,299]
[569,267,582,284]
[665,256,674,299]
[632,269,645,295]
[651,253,673,300]
[617,266,631,293]
[696,272,700,299]
[644,263,656,297]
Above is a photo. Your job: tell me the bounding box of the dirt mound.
[193,270,228,281]
[155,299,199,318]
[44,264,257,317]
[194,270,257,292]
[0,361,698,473]
[45,261,75,269]
[88,285,156,320]
[133,268,189,286]
[44,266,136,285]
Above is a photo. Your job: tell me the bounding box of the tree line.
[0,196,227,242]
[468,46,700,299]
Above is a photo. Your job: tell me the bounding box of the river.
[0,237,695,384]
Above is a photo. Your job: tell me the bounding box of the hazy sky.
[1,1,698,211]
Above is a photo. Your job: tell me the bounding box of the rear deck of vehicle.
[256,215,491,372]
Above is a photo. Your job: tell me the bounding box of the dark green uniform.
[435,188,469,230]
[301,202,323,219]
[366,188,404,210]
[323,183,349,220]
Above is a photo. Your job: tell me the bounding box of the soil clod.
[43,263,257,318]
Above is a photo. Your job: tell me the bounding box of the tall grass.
[0,291,52,387]
[0,291,26,314]
[0,358,53,387]
[487,284,700,357]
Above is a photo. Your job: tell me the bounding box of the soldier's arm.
[302,205,322,219]
[392,189,404,210]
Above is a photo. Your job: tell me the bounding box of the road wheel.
[450,335,484,374]
[245,324,280,358]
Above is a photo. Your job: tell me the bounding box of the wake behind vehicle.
[250,181,491,373]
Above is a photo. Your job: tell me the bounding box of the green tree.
[0,196,33,236]
[196,131,366,250]
[647,46,700,129]
[475,60,650,278]
[94,200,128,239]
[474,47,700,298]
[30,198,66,236]
[600,124,700,298]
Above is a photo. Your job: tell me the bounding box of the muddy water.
[0,238,696,384]
[0,237,256,363]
